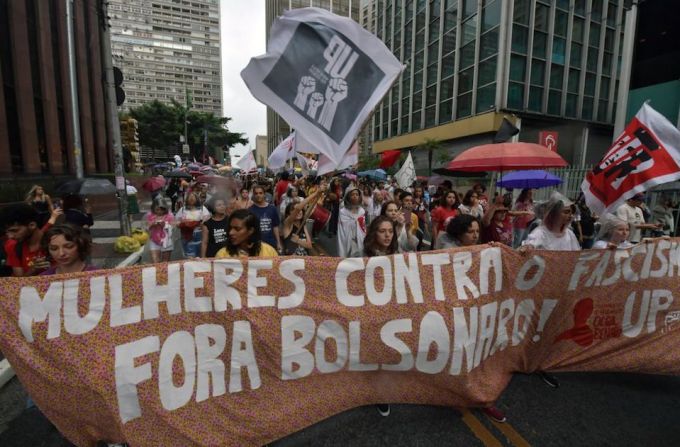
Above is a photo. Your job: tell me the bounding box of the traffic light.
[113,66,125,106]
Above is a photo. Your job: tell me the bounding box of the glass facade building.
[364,0,628,155]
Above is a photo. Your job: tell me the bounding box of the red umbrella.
[142,176,166,192]
[447,142,568,172]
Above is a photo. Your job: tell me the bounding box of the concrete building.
[255,135,269,167]
[363,0,633,172]
[0,0,113,178]
[265,0,360,156]
[108,0,222,115]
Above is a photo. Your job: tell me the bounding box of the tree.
[128,100,248,161]
[417,138,446,175]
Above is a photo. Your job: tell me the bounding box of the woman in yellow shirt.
[215,209,278,258]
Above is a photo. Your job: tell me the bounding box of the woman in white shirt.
[592,215,635,249]
[523,192,580,251]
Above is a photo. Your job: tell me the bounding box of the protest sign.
[1,242,680,446]
[581,103,680,215]
[241,8,404,166]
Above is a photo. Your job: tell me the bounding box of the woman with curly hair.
[40,224,97,275]
[215,209,278,258]
[25,185,54,228]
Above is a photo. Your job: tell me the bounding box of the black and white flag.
[241,7,404,165]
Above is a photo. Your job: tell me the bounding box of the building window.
[552,38,566,65]
[444,6,457,32]
[570,43,582,67]
[476,82,496,112]
[531,60,545,86]
[547,90,561,115]
[443,30,456,54]
[513,0,530,25]
[565,93,578,117]
[528,86,543,112]
[412,109,422,130]
[507,82,524,109]
[478,56,497,86]
[457,92,472,117]
[512,25,528,54]
[582,97,594,120]
[480,28,499,59]
[600,76,610,99]
[481,1,500,33]
[550,64,563,89]
[568,69,580,93]
[460,41,476,69]
[534,4,549,32]
[441,76,454,100]
[598,100,608,122]
[533,32,547,59]
[462,16,477,46]
[459,67,474,93]
[425,105,436,127]
[462,0,476,19]
[509,54,526,82]
[439,99,452,124]
[442,52,455,76]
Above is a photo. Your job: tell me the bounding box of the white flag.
[241,7,404,166]
[317,140,359,175]
[236,150,257,173]
[394,152,416,188]
[267,132,296,170]
[297,152,317,174]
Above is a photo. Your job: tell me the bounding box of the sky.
[220,1,267,160]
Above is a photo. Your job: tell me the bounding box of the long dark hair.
[364,216,398,257]
[439,189,459,209]
[224,209,262,256]
[516,188,533,204]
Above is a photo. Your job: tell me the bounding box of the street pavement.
[1,371,679,446]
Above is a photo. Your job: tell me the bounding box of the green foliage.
[128,100,248,158]
[358,152,380,170]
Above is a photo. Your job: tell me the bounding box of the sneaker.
[482,406,507,423]
[376,404,391,417]
[538,371,560,388]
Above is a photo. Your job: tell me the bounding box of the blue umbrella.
[358,169,387,181]
[496,170,562,189]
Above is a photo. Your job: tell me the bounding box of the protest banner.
[1,242,680,446]
[581,103,680,215]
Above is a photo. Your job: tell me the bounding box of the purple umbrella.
[496,170,562,189]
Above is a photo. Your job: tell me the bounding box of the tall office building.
[0,0,113,177]
[265,0,360,156]
[108,0,222,115]
[363,0,632,170]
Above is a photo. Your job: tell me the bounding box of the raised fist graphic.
[293,76,317,109]
[306,92,325,119]
[318,77,348,131]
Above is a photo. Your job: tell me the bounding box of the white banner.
[581,103,680,215]
[268,132,296,170]
[394,151,416,188]
[241,7,404,165]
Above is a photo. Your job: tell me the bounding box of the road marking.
[487,417,531,447]
[460,409,503,447]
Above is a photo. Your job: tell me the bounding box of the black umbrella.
[432,167,488,178]
[163,169,193,179]
[55,178,117,196]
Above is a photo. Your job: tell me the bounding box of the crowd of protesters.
[0,171,678,429]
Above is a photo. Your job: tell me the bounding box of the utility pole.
[100,0,131,236]
[65,0,84,179]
